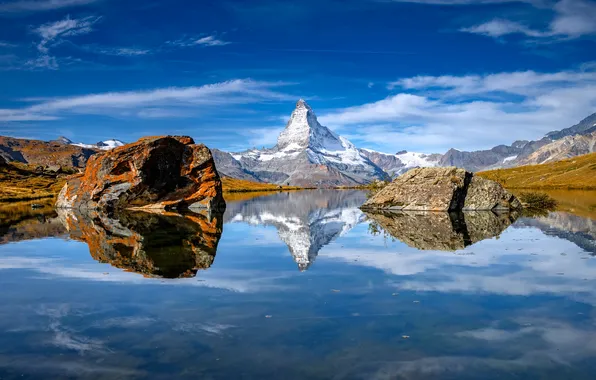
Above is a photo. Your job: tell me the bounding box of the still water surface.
[1,190,596,379]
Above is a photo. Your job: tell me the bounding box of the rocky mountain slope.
[213,100,596,185]
[439,113,596,172]
[517,131,596,166]
[0,136,97,169]
[213,100,439,186]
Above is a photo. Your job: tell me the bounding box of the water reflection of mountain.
[514,212,596,254]
[224,190,367,270]
[59,209,223,278]
[365,211,518,251]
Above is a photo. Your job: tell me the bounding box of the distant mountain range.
[1,100,594,184]
[212,100,596,186]
[54,136,126,150]
[0,136,126,169]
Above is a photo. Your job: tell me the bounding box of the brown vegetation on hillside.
[0,162,66,202]
[478,152,596,190]
[0,136,97,169]
[221,176,304,193]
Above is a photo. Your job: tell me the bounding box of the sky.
[0,0,595,154]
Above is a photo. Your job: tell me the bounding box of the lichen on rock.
[361,167,520,211]
[56,136,226,213]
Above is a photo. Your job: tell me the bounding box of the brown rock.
[58,208,222,278]
[361,167,520,211]
[56,136,226,213]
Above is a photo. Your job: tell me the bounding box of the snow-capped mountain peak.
[96,139,126,149]
[71,139,126,150]
[276,99,337,151]
[214,100,391,185]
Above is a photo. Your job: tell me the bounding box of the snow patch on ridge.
[395,151,440,168]
[72,139,125,150]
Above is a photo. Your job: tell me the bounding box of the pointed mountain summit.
[214,100,389,186]
[276,99,343,153]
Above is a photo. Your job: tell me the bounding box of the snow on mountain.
[71,139,126,150]
[216,100,389,186]
[359,148,440,177]
[97,139,126,149]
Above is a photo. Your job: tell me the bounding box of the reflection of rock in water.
[365,211,518,251]
[224,190,367,270]
[59,209,223,278]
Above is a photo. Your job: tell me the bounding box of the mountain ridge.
[213,100,596,186]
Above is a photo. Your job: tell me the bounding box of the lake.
[1,190,596,379]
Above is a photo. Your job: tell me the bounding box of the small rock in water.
[402,335,410,339]
[265,315,272,318]
[331,289,341,293]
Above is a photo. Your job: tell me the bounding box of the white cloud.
[320,66,596,152]
[0,0,99,13]
[0,41,16,47]
[0,79,297,121]
[34,16,101,54]
[194,35,231,47]
[169,34,231,48]
[461,19,550,37]
[462,0,596,39]
[240,126,285,148]
[94,47,151,56]
[29,16,101,69]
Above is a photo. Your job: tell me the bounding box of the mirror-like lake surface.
[1,190,596,379]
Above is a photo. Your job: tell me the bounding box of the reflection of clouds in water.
[172,322,235,335]
[367,319,596,379]
[0,244,296,294]
[91,316,156,329]
[36,304,110,355]
[323,225,596,299]
[0,356,144,377]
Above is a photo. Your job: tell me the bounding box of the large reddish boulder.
[56,136,226,213]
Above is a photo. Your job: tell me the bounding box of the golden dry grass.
[221,177,304,193]
[0,163,65,203]
[477,152,596,190]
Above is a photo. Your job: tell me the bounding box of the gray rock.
[361,167,521,211]
[361,167,472,211]
[45,165,61,173]
[463,176,522,211]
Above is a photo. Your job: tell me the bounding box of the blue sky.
[0,0,595,153]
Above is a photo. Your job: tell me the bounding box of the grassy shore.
[0,162,66,203]
[477,152,596,190]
